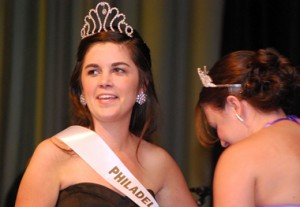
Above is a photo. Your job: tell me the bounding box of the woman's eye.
[87,69,99,75]
[113,68,125,74]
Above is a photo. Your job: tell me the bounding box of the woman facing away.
[195,48,300,207]
[15,2,197,207]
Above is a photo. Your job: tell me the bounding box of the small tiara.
[197,66,242,88]
[81,2,134,39]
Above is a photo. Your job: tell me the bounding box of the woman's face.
[203,104,248,147]
[81,42,140,124]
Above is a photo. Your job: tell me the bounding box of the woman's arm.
[15,139,61,207]
[213,145,256,207]
[154,150,198,207]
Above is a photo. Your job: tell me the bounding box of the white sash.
[55,125,159,207]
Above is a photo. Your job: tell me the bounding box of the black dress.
[55,183,155,207]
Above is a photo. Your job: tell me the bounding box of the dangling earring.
[136,91,147,105]
[235,113,244,122]
[80,94,87,106]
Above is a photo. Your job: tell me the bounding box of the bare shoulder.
[216,122,300,177]
[213,134,265,187]
[138,140,185,185]
[139,140,197,206]
[139,140,176,168]
[33,138,59,159]
[216,133,264,170]
[212,136,261,206]
[213,124,300,206]
[16,137,70,206]
[36,137,68,154]
[29,137,74,169]
[138,140,184,183]
[50,137,73,152]
[19,137,74,188]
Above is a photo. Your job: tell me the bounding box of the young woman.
[16,2,197,207]
[196,48,300,207]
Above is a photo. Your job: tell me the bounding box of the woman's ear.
[138,87,146,94]
[226,95,242,114]
[138,83,147,93]
[226,95,245,122]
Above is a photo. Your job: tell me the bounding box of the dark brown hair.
[69,29,159,141]
[195,48,300,146]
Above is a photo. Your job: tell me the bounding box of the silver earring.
[235,113,244,122]
[136,91,147,105]
[80,94,87,106]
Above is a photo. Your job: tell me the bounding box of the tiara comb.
[197,66,241,88]
[81,2,134,39]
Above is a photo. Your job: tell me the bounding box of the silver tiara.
[197,66,241,88]
[81,2,134,39]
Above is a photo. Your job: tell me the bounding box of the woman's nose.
[99,71,112,88]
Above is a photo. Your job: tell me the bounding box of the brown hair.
[195,48,300,146]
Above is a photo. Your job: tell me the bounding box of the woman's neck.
[246,109,286,133]
[93,121,134,151]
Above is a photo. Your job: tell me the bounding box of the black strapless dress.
[55,183,155,207]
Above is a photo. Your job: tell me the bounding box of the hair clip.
[197,66,242,88]
[81,2,134,39]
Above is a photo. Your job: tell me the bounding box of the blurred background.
[1,0,300,206]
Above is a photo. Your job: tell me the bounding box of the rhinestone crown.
[81,2,134,39]
[197,66,241,88]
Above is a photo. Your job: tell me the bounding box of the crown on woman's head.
[197,66,241,88]
[81,2,134,39]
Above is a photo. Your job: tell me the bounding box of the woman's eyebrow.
[112,62,130,67]
[83,63,99,69]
